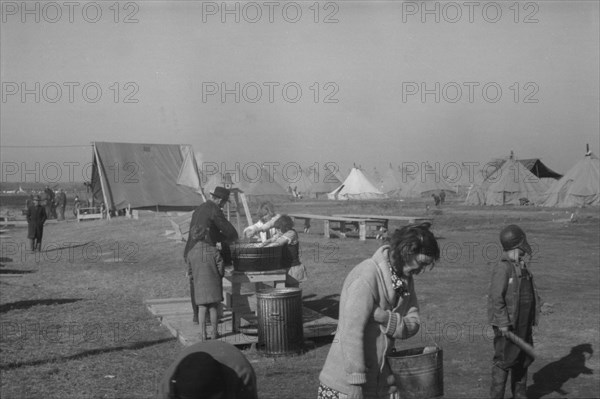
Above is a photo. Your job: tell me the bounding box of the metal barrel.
[256,288,304,356]
[386,346,443,399]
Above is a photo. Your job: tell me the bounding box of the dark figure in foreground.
[27,196,47,252]
[183,187,238,340]
[158,340,258,399]
[488,224,542,399]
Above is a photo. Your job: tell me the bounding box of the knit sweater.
[319,245,420,398]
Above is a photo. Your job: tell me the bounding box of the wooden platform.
[145,297,338,347]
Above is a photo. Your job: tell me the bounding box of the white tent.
[541,152,599,207]
[466,157,547,205]
[327,168,387,200]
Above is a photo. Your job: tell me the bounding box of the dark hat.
[500,224,532,255]
[210,186,230,201]
[171,352,226,399]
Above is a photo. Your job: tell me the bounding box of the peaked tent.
[327,168,387,200]
[541,152,599,207]
[379,165,412,196]
[401,168,457,198]
[466,157,547,205]
[236,165,289,203]
[305,165,343,198]
[91,142,203,212]
[484,157,562,179]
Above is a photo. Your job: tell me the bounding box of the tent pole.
[93,142,111,220]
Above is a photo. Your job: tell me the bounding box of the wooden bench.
[76,207,104,222]
[333,214,433,232]
[288,213,385,241]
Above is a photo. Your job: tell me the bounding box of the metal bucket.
[387,346,443,399]
[256,288,304,356]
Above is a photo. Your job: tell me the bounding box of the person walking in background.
[56,189,67,221]
[439,189,446,205]
[319,223,440,399]
[488,225,542,399]
[183,186,238,340]
[43,186,55,219]
[158,340,258,399]
[260,214,307,288]
[431,193,441,207]
[27,195,47,252]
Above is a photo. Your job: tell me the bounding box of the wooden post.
[92,143,111,220]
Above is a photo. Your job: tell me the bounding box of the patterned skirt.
[317,383,343,399]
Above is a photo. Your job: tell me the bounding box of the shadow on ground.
[302,294,339,320]
[0,298,83,313]
[0,337,177,370]
[527,343,594,398]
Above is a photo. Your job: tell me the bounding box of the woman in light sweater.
[318,223,440,399]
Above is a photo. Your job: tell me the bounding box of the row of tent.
[89,142,599,212]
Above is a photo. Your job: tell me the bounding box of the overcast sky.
[1,1,599,183]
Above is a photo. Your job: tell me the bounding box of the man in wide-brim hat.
[27,195,47,252]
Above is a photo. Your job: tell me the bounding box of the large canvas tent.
[401,167,457,198]
[327,168,387,200]
[465,157,547,206]
[236,165,289,203]
[541,151,599,207]
[379,164,413,196]
[91,142,203,212]
[484,157,562,179]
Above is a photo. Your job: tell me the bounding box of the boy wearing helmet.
[488,225,541,399]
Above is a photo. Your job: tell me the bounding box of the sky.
[1,1,599,184]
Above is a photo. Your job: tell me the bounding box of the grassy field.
[1,198,599,398]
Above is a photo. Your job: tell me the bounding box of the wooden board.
[145,297,337,347]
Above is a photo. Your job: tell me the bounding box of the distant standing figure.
[439,190,446,205]
[73,195,81,217]
[27,195,47,252]
[158,340,258,399]
[56,189,67,220]
[43,186,54,219]
[431,193,441,206]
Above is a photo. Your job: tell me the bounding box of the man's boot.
[490,365,509,399]
[511,366,528,399]
[28,239,35,252]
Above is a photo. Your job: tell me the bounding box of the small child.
[488,225,541,399]
[261,215,307,287]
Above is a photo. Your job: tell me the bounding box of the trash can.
[256,288,304,356]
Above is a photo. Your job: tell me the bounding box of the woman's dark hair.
[274,215,294,233]
[257,201,275,219]
[388,222,440,274]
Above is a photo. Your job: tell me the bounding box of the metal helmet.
[500,224,532,255]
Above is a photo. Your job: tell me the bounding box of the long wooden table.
[288,213,385,241]
[333,214,433,231]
